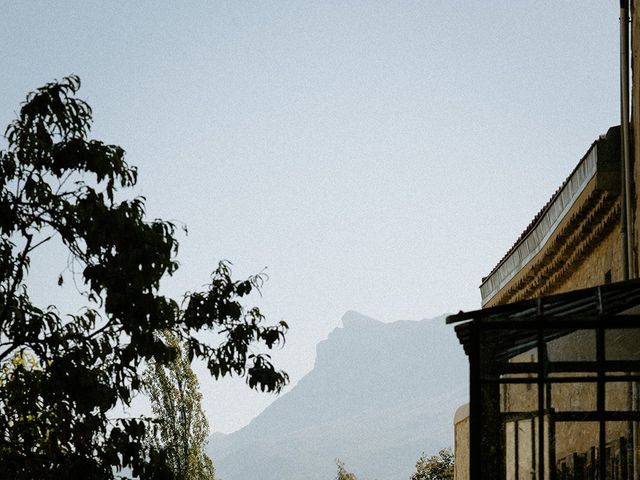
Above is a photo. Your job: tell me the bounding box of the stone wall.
[453,404,469,480]
[484,180,622,307]
[546,221,624,295]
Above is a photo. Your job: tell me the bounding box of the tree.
[0,75,288,479]
[144,331,215,480]
[335,459,358,480]
[410,448,454,480]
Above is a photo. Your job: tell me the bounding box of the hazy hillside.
[207,311,468,480]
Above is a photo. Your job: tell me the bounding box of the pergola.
[448,280,640,479]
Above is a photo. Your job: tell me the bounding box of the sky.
[1,1,621,433]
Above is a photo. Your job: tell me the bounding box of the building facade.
[451,4,640,479]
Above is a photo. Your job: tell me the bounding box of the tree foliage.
[144,331,215,480]
[410,448,454,480]
[0,75,288,479]
[335,459,358,480]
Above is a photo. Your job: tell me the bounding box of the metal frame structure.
[448,280,640,479]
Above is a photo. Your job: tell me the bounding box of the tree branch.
[27,235,52,253]
[0,233,32,331]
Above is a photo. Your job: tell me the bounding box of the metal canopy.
[447,279,640,359]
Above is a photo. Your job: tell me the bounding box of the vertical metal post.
[621,0,634,281]
[549,418,557,480]
[469,322,481,480]
[515,421,520,480]
[596,287,606,479]
[469,321,503,479]
[597,324,606,479]
[537,298,546,479]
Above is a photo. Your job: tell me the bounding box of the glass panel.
[483,328,540,365]
[605,422,635,479]
[555,446,597,480]
[501,382,538,414]
[502,352,538,377]
[518,419,538,480]
[507,348,539,365]
[554,421,599,480]
[605,328,640,361]
[546,329,596,362]
[506,422,516,480]
[606,381,636,411]
[550,382,596,412]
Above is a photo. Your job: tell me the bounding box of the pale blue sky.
[2,2,620,432]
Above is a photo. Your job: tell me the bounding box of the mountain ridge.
[208,311,468,480]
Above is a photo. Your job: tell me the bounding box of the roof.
[479,126,621,306]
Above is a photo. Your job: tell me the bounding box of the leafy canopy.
[0,76,288,479]
[334,459,358,480]
[410,448,454,480]
[144,331,215,480]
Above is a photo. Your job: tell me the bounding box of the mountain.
[207,311,468,480]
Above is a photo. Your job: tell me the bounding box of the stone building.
[449,4,640,479]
